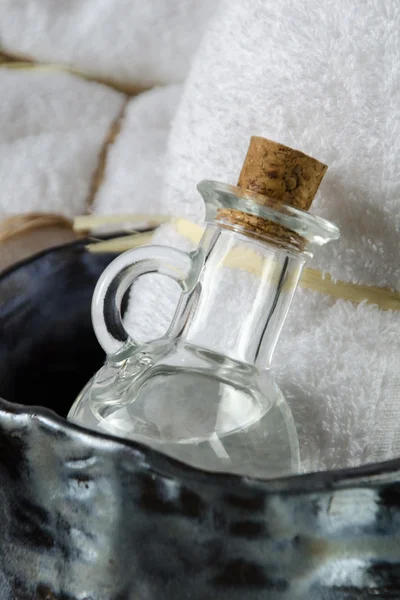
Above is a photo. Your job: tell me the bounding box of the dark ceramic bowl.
[1,239,400,599]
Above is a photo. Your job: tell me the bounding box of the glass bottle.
[68,179,339,479]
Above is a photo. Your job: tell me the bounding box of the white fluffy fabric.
[161,0,400,290]
[0,0,216,87]
[94,85,182,216]
[0,70,124,217]
[124,0,400,471]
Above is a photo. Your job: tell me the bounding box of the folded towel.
[0,69,124,217]
[0,0,217,88]
[125,0,400,471]
[94,85,182,216]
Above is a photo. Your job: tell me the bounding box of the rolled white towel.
[0,69,125,217]
[0,0,217,87]
[123,0,400,472]
[94,84,182,217]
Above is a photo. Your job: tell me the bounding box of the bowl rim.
[0,231,129,281]
[1,397,399,495]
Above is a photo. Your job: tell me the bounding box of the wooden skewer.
[73,214,169,232]
[86,231,154,253]
[84,217,400,312]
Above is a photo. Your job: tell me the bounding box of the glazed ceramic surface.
[1,398,400,599]
[0,237,120,415]
[0,240,400,599]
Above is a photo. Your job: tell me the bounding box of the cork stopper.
[217,136,328,247]
[237,136,327,211]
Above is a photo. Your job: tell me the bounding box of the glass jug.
[68,180,339,478]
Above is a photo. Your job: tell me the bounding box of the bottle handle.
[91,245,199,356]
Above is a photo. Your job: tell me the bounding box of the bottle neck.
[181,224,306,369]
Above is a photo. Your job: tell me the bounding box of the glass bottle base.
[68,343,300,479]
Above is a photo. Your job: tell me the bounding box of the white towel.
[94,85,182,216]
[0,70,124,217]
[0,0,217,87]
[124,0,400,472]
